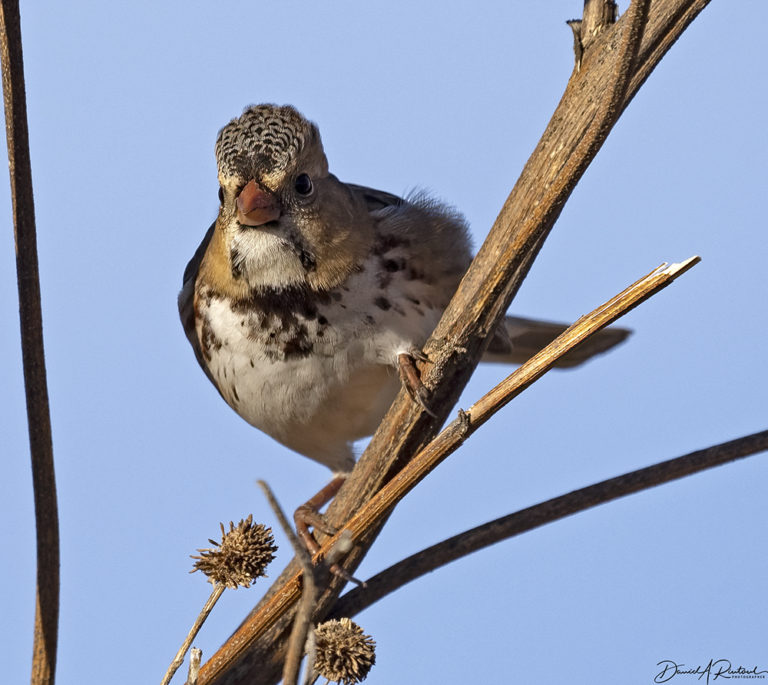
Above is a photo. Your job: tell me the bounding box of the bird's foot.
[294,475,364,586]
[398,350,437,417]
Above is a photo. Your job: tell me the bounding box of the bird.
[179,104,629,551]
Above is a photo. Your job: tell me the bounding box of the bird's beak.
[236,180,281,226]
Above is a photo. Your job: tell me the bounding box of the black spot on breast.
[374,296,391,311]
[318,315,328,326]
[230,247,244,280]
[295,300,318,322]
[282,335,313,359]
[231,286,314,320]
[382,258,404,272]
[365,314,375,325]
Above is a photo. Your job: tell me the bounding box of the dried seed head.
[313,618,376,684]
[191,515,277,588]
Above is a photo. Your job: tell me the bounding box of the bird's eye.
[294,173,313,196]
[218,186,225,204]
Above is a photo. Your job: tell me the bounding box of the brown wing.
[484,315,631,368]
[178,221,216,383]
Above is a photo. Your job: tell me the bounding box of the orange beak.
[236,180,281,226]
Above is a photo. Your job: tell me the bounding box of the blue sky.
[1,2,766,684]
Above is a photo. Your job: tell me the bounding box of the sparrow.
[179,104,628,549]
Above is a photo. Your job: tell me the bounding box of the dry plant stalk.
[195,2,713,683]
[0,2,59,684]
[162,585,226,685]
[256,481,319,685]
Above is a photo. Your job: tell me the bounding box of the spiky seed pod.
[313,617,376,684]
[191,514,277,588]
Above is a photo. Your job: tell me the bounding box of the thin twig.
[257,481,318,685]
[301,630,317,685]
[331,429,768,618]
[161,585,225,685]
[0,2,59,684]
[188,649,202,685]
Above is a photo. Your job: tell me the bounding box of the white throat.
[230,228,307,289]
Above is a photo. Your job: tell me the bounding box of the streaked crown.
[215,104,320,181]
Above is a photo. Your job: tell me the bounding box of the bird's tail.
[482,315,630,368]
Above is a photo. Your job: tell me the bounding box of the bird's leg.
[294,475,364,585]
[398,350,437,417]
[294,475,345,553]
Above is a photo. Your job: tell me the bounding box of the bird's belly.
[200,300,401,469]
[194,268,445,470]
[211,345,392,432]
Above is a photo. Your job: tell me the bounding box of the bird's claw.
[398,351,437,418]
[294,504,337,538]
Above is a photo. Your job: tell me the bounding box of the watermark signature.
[655,659,768,684]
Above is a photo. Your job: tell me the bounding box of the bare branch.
[0,2,59,684]
[331,429,768,618]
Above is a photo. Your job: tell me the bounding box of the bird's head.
[208,104,372,294]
